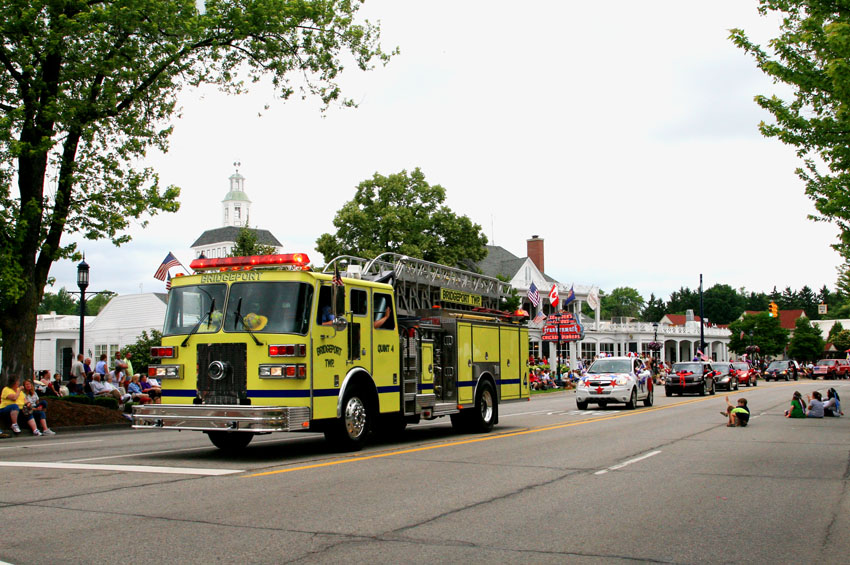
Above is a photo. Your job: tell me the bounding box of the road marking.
[595,450,662,475]
[246,395,725,478]
[0,439,103,451]
[0,461,243,476]
[67,435,310,462]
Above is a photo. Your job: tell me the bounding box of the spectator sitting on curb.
[127,375,151,404]
[23,379,55,435]
[90,373,128,405]
[66,375,83,395]
[140,374,162,404]
[1,377,42,435]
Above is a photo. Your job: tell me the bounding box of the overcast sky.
[49,0,840,303]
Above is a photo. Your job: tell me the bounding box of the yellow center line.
[245,389,759,479]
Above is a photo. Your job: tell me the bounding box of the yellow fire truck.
[132,252,530,451]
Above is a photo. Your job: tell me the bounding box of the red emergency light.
[150,346,177,358]
[190,253,310,271]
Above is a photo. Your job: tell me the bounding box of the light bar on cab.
[190,253,310,271]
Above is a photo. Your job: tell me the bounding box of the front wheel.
[626,388,637,410]
[576,400,589,410]
[207,431,254,452]
[665,388,672,397]
[700,381,707,396]
[325,388,371,451]
[753,377,758,387]
[733,379,739,391]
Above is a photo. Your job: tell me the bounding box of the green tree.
[703,284,746,325]
[787,317,825,362]
[728,312,790,357]
[828,321,844,342]
[122,329,163,376]
[38,287,79,315]
[601,287,644,320]
[731,4,850,256]
[0,0,391,384]
[84,291,116,316]
[316,168,488,267]
[666,287,699,315]
[229,224,277,257]
[830,329,850,354]
[744,290,769,312]
[641,293,666,323]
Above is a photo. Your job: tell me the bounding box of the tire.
[576,400,589,410]
[700,380,707,396]
[784,374,789,381]
[665,388,672,397]
[325,388,371,451]
[626,388,637,410]
[643,387,654,407]
[469,380,497,433]
[207,431,254,452]
[709,380,716,395]
[733,379,739,391]
[753,377,757,387]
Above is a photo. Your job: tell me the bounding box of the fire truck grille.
[196,343,248,405]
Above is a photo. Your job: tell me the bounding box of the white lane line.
[0,439,103,451]
[595,450,662,476]
[0,461,242,476]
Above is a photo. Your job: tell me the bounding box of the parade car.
[576,356,653,410]
[665,362,716,396]
[712,361,738,391]
[813,359,850,380]
[764,360,800,381]
[731,361,757,387]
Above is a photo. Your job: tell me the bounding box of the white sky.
[49,0,840,302]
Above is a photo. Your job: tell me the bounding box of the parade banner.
[541,312,584,342]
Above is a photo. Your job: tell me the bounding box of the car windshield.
[732,363,749,371]
[587,359,632,374]
[163,284,227,336]
[672,363,702,374]
[767,361,789,370]
[712,364,731,375]
[225,281,314,334]
[817,360,833,366]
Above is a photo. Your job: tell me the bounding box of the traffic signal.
[769,302,778,317]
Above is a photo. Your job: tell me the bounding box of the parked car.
[764,360,800,381]
[731,361,757,387]
[712,362,738,391]
[665,362,716,396]
[812,359,850,380]
[575,356,653,410]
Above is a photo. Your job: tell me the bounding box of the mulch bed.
[42,398,130,428]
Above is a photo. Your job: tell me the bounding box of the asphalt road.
[1,379,848,564]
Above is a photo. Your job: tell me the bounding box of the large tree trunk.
[0,284,40,388]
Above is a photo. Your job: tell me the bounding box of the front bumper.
[132,404,311,433]
[576,386,632,403]
[665,380,705,393]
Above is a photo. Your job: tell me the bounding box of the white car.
[576,356,654,410]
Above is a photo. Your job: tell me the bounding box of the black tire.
[643,387,654,407]
[376,412,407,440]
[468,380,497,433]
[576,400,589,410]
[325,388,371,451]
[733,379,739,391]
[665,387,672,397]
[753,377,758,387]
[700,380,707,396]
[626,388,637,410]
[784,373,789,381]
[207,431,254,452]
[710,380,716,395]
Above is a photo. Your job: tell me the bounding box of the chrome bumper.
[131,404,311,433]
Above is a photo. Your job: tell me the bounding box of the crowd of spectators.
[1,349,161,439]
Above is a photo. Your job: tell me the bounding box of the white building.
[33,293,167,376]
[190,164,284,259]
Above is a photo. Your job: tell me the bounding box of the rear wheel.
[467,380,497,433]
[207,431,254,452]
[325,388,371,451]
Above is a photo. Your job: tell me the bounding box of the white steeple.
[222,160,252,227]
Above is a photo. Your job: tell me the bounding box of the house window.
[224,208,229,222]
[581,342,596,360]
[234,206,241,220]
[599,343,614,356]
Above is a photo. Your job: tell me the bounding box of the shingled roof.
[191,226,282,248]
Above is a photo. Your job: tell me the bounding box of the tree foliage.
[0,0,391,384]
[38,287,115,315]
[229,224,277,257]
[122,329,163,376]
[727,312,790,356]
[731,2,850,255]
[641,293,666,323]
[830,329,850,353]
[787,317,825,361]
[601,287,644,319]
[316,168,488,267]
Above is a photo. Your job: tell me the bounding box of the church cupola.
[222,160,252,227]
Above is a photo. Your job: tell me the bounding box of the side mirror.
[332,316,348,332]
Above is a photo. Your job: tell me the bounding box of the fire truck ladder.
[324,253,511,316]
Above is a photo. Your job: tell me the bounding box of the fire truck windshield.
[163,284,226,336]
[224,282,314,335]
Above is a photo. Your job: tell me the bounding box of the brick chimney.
[527,235,544,274]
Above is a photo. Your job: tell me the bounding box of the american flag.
[533,311,547,325]
[154,252,182,281]
[165,272,172,291]
[332,263,344,286]
[527,282,540,307]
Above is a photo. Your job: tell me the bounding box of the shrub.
[54,395,93,406]
[93,397,118,411]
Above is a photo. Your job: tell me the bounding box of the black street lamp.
[652,321,659,358]
[77,258,90,358]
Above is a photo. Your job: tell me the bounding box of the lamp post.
[77,258,89,358]
[652,321,659,359]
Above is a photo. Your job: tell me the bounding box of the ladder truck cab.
[132,252,530,451]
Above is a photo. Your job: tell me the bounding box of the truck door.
[372,291,399,413]
[313,284,347,419]
[349,288,369,369]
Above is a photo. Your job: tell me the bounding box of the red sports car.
[731,361,757,387]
